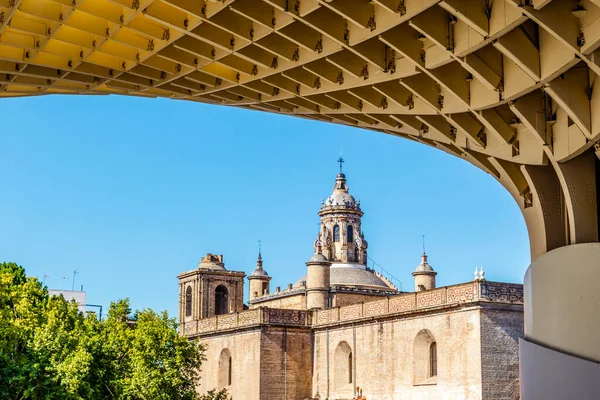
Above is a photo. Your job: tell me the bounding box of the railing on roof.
[181,307,311,336]
[313,280,523,327]
[367,256,402,291]
[180,281,523,335]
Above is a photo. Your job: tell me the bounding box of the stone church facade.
[178,168,524,400]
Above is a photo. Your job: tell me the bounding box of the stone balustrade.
[182,307,311,336]
[181,281,523,335]
[313,281,523,327]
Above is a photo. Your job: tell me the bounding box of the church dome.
[294,264,394,291]
[249,252,269,278]
[308,253,328,263]
[250,267,269,277]
[321,173,360,210]
[413,253,436,274]
[324,190,357,207]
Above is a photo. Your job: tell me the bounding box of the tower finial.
[338,149,344,174]
[422,234,426,254]
[256,240,263,268]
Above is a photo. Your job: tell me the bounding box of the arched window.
[413,329,437,384]
[215,285,228,315]
[348,352,353,384]
[185,286,192,317]
[334,341,353,394]
[429,342,437,377]
[333,225,340,242]
[347,225,353,243]
[228,355,233,386]
[218,349,232,388]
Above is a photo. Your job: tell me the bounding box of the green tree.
[0,262,224,400]
[199,389,231,400]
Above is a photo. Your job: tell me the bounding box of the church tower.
[412,251,437,292]
[178,254,245,332]
[248,251,271,301]
[317,157,368,265]
[305,238,332,310]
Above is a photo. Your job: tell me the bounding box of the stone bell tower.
[306,238,332,310]
[317,157,368,265]
[178,253,245,329]
[412,251,437,292]
[248,250,271,301]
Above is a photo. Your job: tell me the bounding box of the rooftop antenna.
[60,276,69,290]
[72,269,79,291]
[43,274,50,286]
[338,149,345,174]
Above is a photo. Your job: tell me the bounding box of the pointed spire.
[414,240,435,274]
[257,240,263,268]
[250,240,269,277]
[421,234,427,263]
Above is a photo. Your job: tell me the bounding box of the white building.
[49,289,87,314]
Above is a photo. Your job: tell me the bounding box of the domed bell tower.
[318,156,368,265]
[248,251,271,301]
[305,238,331,310]
[412,252,437,292]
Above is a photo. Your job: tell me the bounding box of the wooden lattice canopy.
[2,0,600,257]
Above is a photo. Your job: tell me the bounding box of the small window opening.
[228,356,232,386]
[430,342,437,377]
[185,286,192,317]
[348,352,353,384]
[215,285,228,315]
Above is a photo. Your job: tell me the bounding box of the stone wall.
[332,292,391,307]
[480,307,524,400]
[198,329,262,400]
[249,292,306,310]
[312,307,484,400]
[260,327,313,400]
[195,312,312,400]
[189,281,524,400]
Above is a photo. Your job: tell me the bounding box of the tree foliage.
[199,389,231,400]
[0,262,227,400]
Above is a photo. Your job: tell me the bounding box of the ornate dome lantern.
[317,157,367,265]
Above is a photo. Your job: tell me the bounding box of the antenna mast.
[72,269,79,291]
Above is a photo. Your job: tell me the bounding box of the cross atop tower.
[338,155,344,173]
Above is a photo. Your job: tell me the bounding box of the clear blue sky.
[0,95,530,319]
